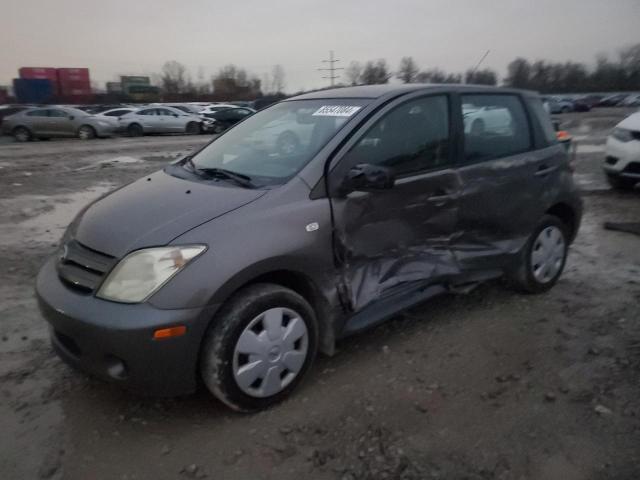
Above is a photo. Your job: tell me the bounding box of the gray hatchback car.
[3,106,116,141]
[36,85,582,411]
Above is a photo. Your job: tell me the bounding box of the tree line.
[132,43,640,102]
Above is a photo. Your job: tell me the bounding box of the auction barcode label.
[312,105,362,117]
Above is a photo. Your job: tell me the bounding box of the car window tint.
[26,109,49,117]
[48,109,69,118]
[343,95,450,176]
[159,109,174,116]
[462,94,531,163]
[105,109,129,117]
[138,109,153,116]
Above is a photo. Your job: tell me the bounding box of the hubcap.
[531,226,566,283]
[232,307,308,398]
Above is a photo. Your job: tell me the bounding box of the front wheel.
[200,283,318,412]
[127,124,144,137]
[507,215,569,293]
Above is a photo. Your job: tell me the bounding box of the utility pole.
[318,50,343,87]
[470,49,491,77]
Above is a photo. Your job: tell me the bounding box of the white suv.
[604,112,640,190]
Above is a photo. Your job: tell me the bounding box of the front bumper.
[36,257,219,396]
[604,136,640,178]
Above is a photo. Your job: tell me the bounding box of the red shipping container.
[19,67,59,95]
[59,80,92,97]
[57,68,90,83]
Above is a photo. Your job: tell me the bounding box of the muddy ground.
[1,110,639,480]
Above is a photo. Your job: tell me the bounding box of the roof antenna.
[470,49,491,76]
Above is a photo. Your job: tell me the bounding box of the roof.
[289,83,535,101]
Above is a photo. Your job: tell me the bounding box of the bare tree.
[345,61,363,85]
[397,57,419,83]
[360,59,392,85]
[465,68,498,85]
[161,60,187,94]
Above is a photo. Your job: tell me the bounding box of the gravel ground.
[0,110,639,480]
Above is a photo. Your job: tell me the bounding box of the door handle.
[535,165,558,177]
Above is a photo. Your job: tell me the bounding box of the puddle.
[98,156,142,165]
[576,144,605,154]
[0,183,114,246]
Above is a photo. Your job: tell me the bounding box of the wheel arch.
[546,202,578,242]
[201,265,337,357]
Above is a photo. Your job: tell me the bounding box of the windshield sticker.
[312,105,362,117]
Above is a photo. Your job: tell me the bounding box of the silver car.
[2,106,116,141]
[118,106,208,136]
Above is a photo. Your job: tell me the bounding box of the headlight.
[97,245,206,303]
[612,128,633,142]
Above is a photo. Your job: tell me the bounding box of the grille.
[57,240,117,293]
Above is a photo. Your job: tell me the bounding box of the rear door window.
[26,109,49,117]
[461,94,532,163]
[526,97,558,147]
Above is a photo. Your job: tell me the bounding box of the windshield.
[187,99,367,187]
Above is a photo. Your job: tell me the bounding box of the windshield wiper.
[196,167,256,188]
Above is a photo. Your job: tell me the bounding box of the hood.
[74,170,266,258]
[618,112,640,131]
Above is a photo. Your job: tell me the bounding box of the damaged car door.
[328,94,461,332]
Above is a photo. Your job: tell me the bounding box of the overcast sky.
[2,0,639,92]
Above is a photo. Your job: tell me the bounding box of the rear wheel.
[606,173,637,191]
[127,123,144,137]
[186,122,200,135]
[13,126,31,142]
[77,125,96,140]
[213,124,226,134]
[508,215,569,293]
[200,283,318,412]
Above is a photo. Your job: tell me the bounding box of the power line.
[318,50,343,87]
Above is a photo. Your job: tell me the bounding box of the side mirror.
[341,163,395,194]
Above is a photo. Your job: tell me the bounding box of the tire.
[276,131,301,155]
[470,119,485,136]
[200,283,318,412]
[13,126,32,142]
[606,173,637,191]
[561,106,571,114]
[77,125,96,140]
[186,122,200,135]
[507,215,569,294]
[213,124,226,134]
[127,123,144,137]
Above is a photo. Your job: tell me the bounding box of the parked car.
[36,85,582,411]
[118,106,210,136]
[597,94,629,107]
[2,106,116,141]
[200,104,237,115]
[620,94,640,107]
[202,107,255,133]
[603,111,640,190]
[575,95,603,109]
[463,104,512,135]
[0,106,32,128]
[543,97,574,114]
[93,107,139,129]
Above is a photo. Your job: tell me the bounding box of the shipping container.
[57,68,90,83]
[106,82,123,93]
[0,88,8,104]
[19,67,58,95]
[58,79,92,98]
[13,78,54,103]
[121,75,151,95]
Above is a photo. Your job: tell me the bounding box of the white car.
[93,107,138,129]
[463,104,513,136]
[199,104,238,115]
[118,106,210,136]
[604,112,640,190]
